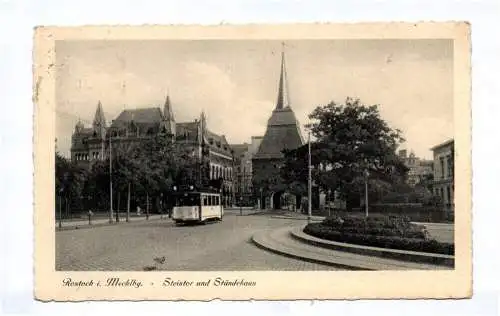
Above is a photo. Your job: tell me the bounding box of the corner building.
[70,95,235,207]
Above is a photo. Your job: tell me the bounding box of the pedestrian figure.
[136,205,141,216]
[88,210,94,225]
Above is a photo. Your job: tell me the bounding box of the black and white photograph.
[33,23,471,300]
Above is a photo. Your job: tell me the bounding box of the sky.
[55,39,453,159]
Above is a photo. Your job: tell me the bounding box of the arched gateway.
[252,45,305,210]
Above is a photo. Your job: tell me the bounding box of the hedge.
[303,215,454,255]
[348,205,454,223]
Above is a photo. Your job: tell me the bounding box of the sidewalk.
[251,226,451,271]
[56,214,165,230]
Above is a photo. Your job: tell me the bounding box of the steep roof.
[430,139,454,151]
[206,129,232,155]
[230,143,250,159]
[276,50,291,110]
[163,95,174,121]
[253,107,304,160]
[176,121,199,142]
[93,101,107,127]
[112,107,164,126]
[253,46,304,160]
[176,120,233,158]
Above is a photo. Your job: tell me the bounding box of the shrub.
[303,214,454,255]
[321,214,426,239]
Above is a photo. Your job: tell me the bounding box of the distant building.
[430,139,454,212]
[231,136,263,206]
[398,149,434,186]
[70,96,235,206]
[252,48,305,209]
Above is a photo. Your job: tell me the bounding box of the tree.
[84,133,204,216]
[55,152,86,217]
[282,97,408,208]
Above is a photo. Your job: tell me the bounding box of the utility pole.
[146,192,150,220]
[109,135,113,224]
[126,182,131,222]
[308,131,312,222]
[240,173,243,216]
[58,193,62,229]
[364,168,370,218]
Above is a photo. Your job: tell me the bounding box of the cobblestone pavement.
[56,212,339,271]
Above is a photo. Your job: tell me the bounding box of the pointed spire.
[93,100,106,127]
[199,110,207,144]
[276,42,291,110]
[162,94,176,138]
[75,117,84,133]
[200,110,207,132]
[92,100,107,138]
[164,94,174,121]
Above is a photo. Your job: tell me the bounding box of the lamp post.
[58,189,63,229]
[364,168,370,218]
[259,187,263,210]
[239,173,243,216]
[240,161,250,215]
[307,131,312,222]
[109,134,114,224]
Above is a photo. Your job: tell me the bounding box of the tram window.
[203,196,208,206]
[176,194,200,206]
[215,196,219,205]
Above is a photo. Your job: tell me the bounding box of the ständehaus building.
[70,96,235,206]
[252,50,305,210]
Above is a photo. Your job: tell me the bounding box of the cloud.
[56,40,453,160]
[172,61,273,143]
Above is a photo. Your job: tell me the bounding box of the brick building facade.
[70,96,235,206]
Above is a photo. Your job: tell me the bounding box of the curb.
[250,231,371,271]
[56,216,166,231]
[270,215,325,221]
[291,227,454,268]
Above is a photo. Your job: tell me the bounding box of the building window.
[446,186,451,205]
[447,155,453,179]
[439,157,445,179]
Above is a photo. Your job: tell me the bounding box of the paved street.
[414,222,454,244]
[56,211,339,271]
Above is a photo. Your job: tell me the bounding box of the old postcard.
[33,23,471,301]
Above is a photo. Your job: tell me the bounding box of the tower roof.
[93,100,106,127]
[164,94,174,121]
[111,107,163,127]
[275,47,291,110]
[254,46,304,160]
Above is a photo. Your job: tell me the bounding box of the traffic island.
[291,227,454,267]
[251,227,451,270]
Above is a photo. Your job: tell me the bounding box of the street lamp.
[58,188,63,229]
[364,168,370,218]
[240,161,250,216]
[307,131,312,222]
[259,187,263,210]
[109,134,114,224]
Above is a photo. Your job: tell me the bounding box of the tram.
[171,184,224,225]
